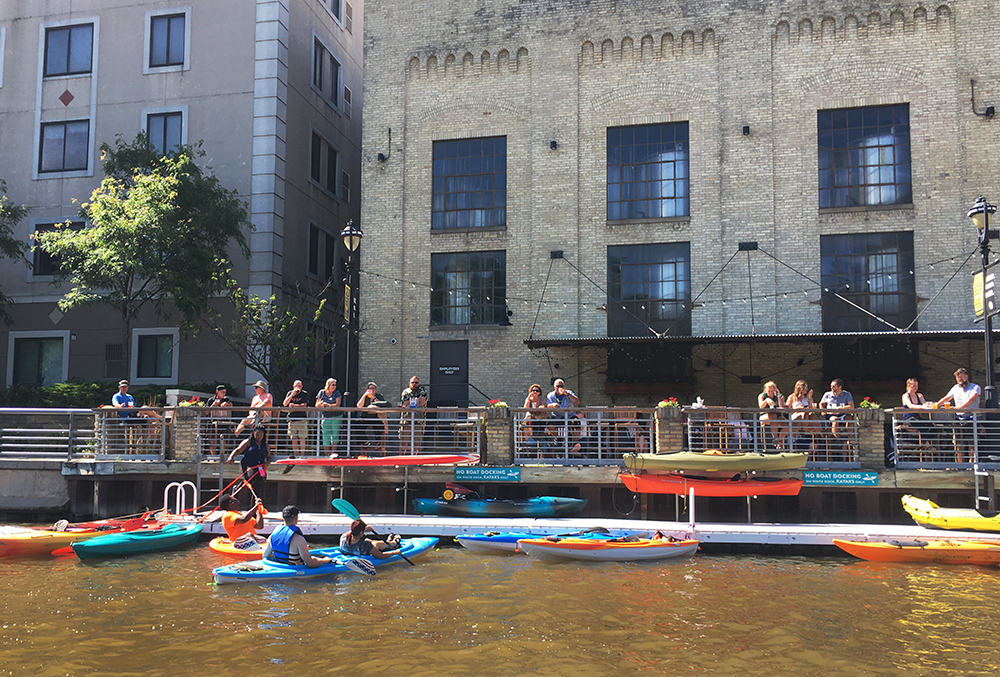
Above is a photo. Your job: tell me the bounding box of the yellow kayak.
[901,494,1000,532]
[0,528,113,558]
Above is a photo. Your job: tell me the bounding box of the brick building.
[359,0,999,409]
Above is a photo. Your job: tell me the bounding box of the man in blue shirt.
[111,379,137,452]
[546,378,586,453]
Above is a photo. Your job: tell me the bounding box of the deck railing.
[0,408,97,459]
[512,407,652,466]
[890,408,1000,469]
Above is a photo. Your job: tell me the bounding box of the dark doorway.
[430,340,469,406]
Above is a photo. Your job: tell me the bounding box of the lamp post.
[968,196,998,410]
[340,220,363,401]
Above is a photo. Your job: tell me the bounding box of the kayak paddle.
[340,557,377,576]
[332,498,414,566]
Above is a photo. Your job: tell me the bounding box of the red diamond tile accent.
[59,89,75,106]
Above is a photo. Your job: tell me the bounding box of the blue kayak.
[71,523,203,559]
[212,537,438,585]
[456,529,622,554]
[413,496,587,517]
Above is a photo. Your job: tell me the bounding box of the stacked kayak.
[620,472,803,497]
[72,523,202,559]
[456,528,620,554]
[902,494,1000,532]
[413,496,586,518]
[833,538,1000,566]
[213,536,438,585]
[0,516,152,558]
[516,535,699,562]
[209,537,264,560]
[623,451,807,472]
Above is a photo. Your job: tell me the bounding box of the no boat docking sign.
[455,467,521,482]
[803,471,878,487]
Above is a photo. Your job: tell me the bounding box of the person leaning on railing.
[936,367,981,463]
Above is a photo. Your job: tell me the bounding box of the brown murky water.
[1,542,999,675]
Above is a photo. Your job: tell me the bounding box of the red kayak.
[620,472,803,497]
[274,453,479,467]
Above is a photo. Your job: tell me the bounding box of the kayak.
[72,523,203,559]
[413,496,587,518]
[517,536,699,562]
[212,536,439,585]
[456,528,620,554]
[274,454,479,467]
[833,538,1000,565]
[209,536,264,560]
[623,451,808,472]
[0,516,152,558]
[619,472,803,497]
[902,494,1000,532]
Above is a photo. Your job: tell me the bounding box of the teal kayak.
[71,523,203,559]
[212,537,438,585]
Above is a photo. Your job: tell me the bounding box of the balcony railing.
[890,408,1000,469]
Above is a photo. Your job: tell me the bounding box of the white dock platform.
[191,512,1000,548]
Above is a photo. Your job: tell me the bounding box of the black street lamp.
[340,220,363,400]
[968,196,998,409]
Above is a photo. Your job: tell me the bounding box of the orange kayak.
[208,536,264,560]
[620,472,802,497]
[833,538,1000,566]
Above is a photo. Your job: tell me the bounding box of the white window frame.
[140,105,189,154]
[311,32,342,110]
[6,331,71,388]
[130,327,180,385]
[319,0,345,27]
[143,7,191,74]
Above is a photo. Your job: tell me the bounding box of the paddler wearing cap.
[264,505,332,567]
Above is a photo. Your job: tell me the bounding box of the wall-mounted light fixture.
[377,128,393,161]
[971,79,996,118]
[549,140,558,150]
[742,125,751,136]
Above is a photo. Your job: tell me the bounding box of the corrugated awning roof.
[523,329,996,348]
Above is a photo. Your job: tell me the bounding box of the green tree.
[0,180,31,324]
[204,277,338,395]
[37,134,250,376]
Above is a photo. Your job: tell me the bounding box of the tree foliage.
[0,180,31,324]
[205,276,337,395]
[37,134,250,375]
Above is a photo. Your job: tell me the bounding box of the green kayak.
[71,523,202,559]
[623,451,808,472]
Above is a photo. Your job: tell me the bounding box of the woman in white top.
[757,381,787,449]
[786,380,820,446]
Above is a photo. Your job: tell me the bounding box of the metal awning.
[524,329,996,348]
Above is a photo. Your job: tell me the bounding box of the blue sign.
[803,471,879,487]
[455,466,521,482]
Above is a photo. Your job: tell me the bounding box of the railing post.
[484,406,513,465]
[855,408,886,470]
[654,406,684,453]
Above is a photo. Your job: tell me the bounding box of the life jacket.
[267,524,304,565]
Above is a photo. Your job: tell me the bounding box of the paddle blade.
[342,557,376,576]
[331,498,361,520]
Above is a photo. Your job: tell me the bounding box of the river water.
[2,540,999,676]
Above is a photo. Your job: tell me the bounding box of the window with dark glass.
[308,225,320,276]
[432,137,507,230]
[136,334,173,379]
[39,120,89,173]
[312,38,341,106]
[818,104,911,209]
[310,132,339,196]
[12,337,64,386]
[607,243,691,337]
[431,251,506,325]
[607,122,689,221]
[820,231,916,332]
[32,222,82,277]
[149,13,185,68]
[43,24,93,77]
[146,112,183,156]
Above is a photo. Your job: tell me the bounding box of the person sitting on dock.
[264,505,332,567]
[339,518,402,560]
[219,494,265,547]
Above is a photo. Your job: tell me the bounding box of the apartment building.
[359,0,1000,408]
[0,0,362,396]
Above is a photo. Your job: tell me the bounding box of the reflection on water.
[2,543,1000,675]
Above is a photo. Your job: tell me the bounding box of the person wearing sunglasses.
[521,384,548,454]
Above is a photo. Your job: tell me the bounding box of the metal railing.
[0,408,97,459]
[685,407,860,466]
[891,408,1000,468]
[95,408,170,460]
[513,407,653,466]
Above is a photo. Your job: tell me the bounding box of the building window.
[310,132,339,195]
[431,251,506,326]
[43,23,93,77]
[312,38,341,106]
[308,224,342,279]
[820,231,916,332]
[818,104,912,209]
[39,120,89,173]
[326,0,343,21]
[9,334,68,387]
[607,122,689,221]
[341,171,351,205]
[309,225,321,276]
[146,111,183,156]
[607,243,691,337]
[432,137,507,230]
[31,221,82,277]
[149,13,185,67]
[131,328,179,384]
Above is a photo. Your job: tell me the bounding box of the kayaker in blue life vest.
[264,505,332,567]
[340,519,402,560]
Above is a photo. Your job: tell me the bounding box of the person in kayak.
[339,519,402,559]
[264,505,332,567]
[219,494,265,547]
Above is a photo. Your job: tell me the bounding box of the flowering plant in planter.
[488,399,509,408]
[657,397,680,408]
[857,396,881,409]
[179,397,203,407]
